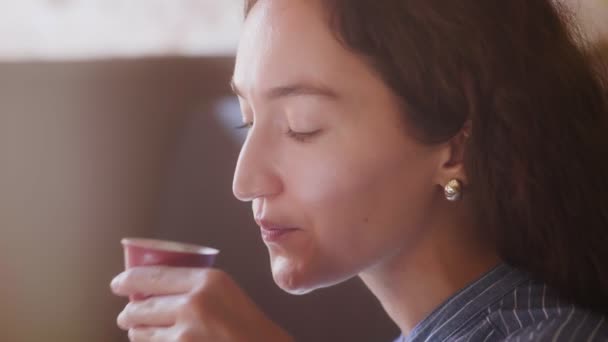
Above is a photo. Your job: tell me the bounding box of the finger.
[128,327,168,342]
[129,326,190,342]
[111,266,207,297]
[117,294,184,330]
[128,327,156,342]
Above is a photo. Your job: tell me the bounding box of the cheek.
[283,142,437,256]
[285,152,364,213]
[284,151,393,239]
[291,165,343,205]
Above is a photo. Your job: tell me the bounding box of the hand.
[111,267,294,342]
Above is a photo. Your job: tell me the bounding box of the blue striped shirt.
[393,263,608,341]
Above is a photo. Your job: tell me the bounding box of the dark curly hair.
[243,0,608,314]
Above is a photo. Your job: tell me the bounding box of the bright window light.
[0,0,243,61]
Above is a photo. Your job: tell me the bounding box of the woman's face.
[232,0,446,294]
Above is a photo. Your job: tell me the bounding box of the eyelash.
[235,122,253,130]
[235,122,321,142]
[286,128,322,142]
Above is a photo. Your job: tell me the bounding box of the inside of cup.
[122,238,219,255]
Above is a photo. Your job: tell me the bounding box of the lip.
[256,219,300,243]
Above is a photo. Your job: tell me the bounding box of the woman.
[111,0,608,341]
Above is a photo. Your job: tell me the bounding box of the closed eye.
[235,122,253,130]
[286,128,323,142]
[235,122,321,142]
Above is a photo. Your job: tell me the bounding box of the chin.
[274,273,316,295]
[269,253,354,295]
[269,254,315,295]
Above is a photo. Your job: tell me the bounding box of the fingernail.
[111,276,122,290]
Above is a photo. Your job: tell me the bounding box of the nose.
[232,129,283,202]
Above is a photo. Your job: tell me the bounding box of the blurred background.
[0,1,606,341]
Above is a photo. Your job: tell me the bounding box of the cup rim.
[121,238,219,255]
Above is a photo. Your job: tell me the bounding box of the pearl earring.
[444,179,463,201]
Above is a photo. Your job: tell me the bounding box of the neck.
[359,204,500,336]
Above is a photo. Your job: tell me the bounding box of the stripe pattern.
[392,264,608,341]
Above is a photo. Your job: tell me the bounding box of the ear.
[433,120,471,187]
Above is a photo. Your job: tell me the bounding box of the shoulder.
[503,310,607,341]
[484,280,608,341]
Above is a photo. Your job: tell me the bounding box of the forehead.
[233,0,372,97]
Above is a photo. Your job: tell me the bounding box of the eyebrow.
[230,78,339,101]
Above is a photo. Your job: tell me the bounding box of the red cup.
[121,238,220,300]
